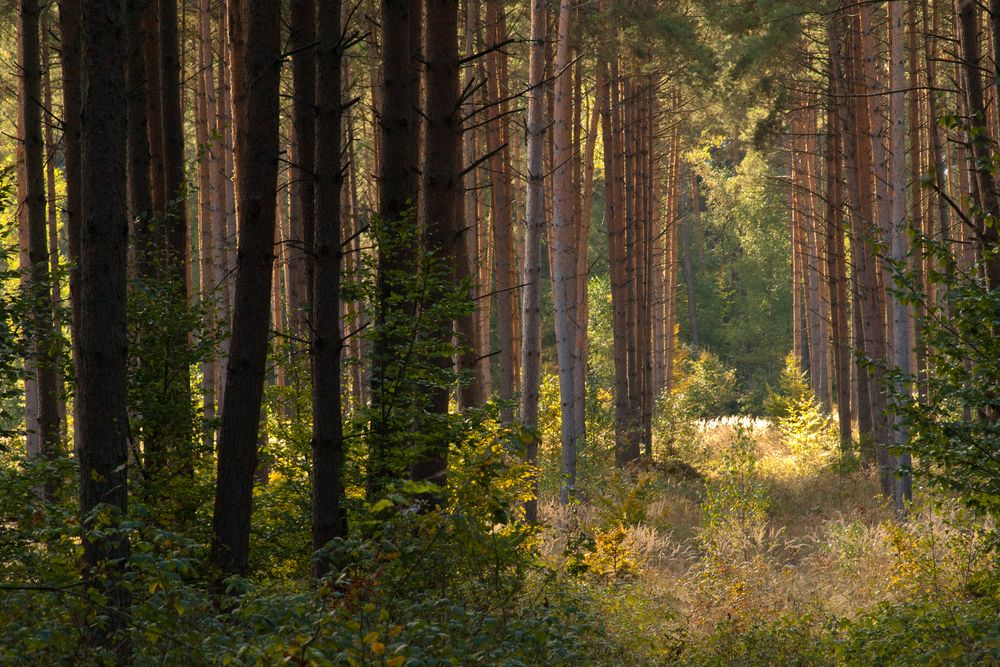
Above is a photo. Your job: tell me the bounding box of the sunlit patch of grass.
[536,415,997,664]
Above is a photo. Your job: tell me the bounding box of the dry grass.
[539,419,993,639]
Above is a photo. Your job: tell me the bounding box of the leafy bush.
[890,235,1000,521]
[679,350,740,419]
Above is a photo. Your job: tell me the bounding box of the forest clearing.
[1,0,1000,663]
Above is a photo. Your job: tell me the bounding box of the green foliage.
[833,598,1000,666]
[0,169,34,442]
[766,354,838,463]
[677,149,792,412]
[359,211,479,489]
[764,353,811,420]
[671,613,830,667]
[700,422,770,548]
[679,349,740,418]
[889,231,1000,521]
[126,255,220,534]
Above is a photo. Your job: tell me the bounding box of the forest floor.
[536,418,995,664]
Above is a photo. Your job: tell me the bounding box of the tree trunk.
[485,0,517,421]
[417,0,462,487]
[312,0,347,576]
[210,0,281,579]
[551,0,579,502]
[685,172,700,351]
[290,0,316,335]
[196,0,216,441]
[958,0,1000,288]
[19,0,61,488]
[520,0,546,523]
[369,0,420,496]
[888,0,912,512]
[599,54,632,467]
[826,14,853,450]
[142,0,165,220]
[78,0,130,649]
[41,24,67,441]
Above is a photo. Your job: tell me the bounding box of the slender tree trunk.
[826,13,853,450]
[520,0,546,523]
[58,0,83,454]
[457,0,485,409]
[312,0,346,576]
[19,0,61,485]
[42,25,67,440]
[959,0,1000,288]
[196,0,216,440]
[850,6,892,487]
[551,0,579,502]
[888,0,912,511]
[484,0,516,420]
[125,0,152,226]
[210,0,281,579]
[600,54,632,467]
[290,0,316,335]
[685,172,700,351]
[142,0,166,219]
[160,0,186,279]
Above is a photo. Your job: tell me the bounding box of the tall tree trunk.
[210,0,281,579]
[959,0,1000,288]
[125,0,152,226]
[685,172,700,351]
[600,54,632,467]
[58,0,83,447]
[485,0,517,421]
[290,0,316,336]
[551,0,579,502]
[369,0,419,496]
[196,0,216,441]
[888,0,912,512]
[78,0,130,649]
[457,0,485,409]
[417,0,462,487]
[19,0,61,486]
[826,13,853,450]
[520,0,546,524]
[160,0,186,277]
[312,0,347,576]
[142,0,166,220]
[850,6,892,488]
[42,23,67,441]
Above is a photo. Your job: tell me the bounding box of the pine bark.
[369,0,419,496]
[19,0,61,474]
[210,0,281,578]
[520,0,546,523]
[312,0,347,575]
[417,0,462,486]
[551,0,579,501]
[290,0,317,335]
[78,0,130,647]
